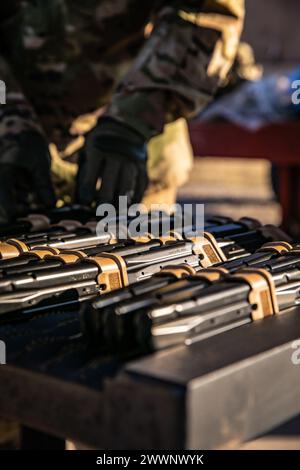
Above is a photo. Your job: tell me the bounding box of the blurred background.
[179,0,300,227]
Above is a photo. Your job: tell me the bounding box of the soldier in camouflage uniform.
[0,0,245,222]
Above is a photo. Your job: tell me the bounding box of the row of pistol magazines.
[0,207,300,356]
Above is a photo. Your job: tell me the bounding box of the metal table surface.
[0,305,300,449]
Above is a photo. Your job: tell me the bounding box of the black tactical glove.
[0,131,56,224]
[76,118,148,208]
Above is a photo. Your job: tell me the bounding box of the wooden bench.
[1,304,300,449]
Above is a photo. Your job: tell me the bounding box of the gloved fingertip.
[34,180,57,208]
[77,185,95,207]
[133,168,149,204]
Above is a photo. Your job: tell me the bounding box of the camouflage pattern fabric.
[0,0,244,146]
[106,0,245,138]
[0,0,244,206]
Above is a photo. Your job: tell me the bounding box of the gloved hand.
[76,118,148,207]
[0,131,56,224]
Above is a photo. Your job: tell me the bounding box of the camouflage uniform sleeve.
[0,54,44,142]
[0,53,43,140]
[0,4,44,143]
[105,0,245,140]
